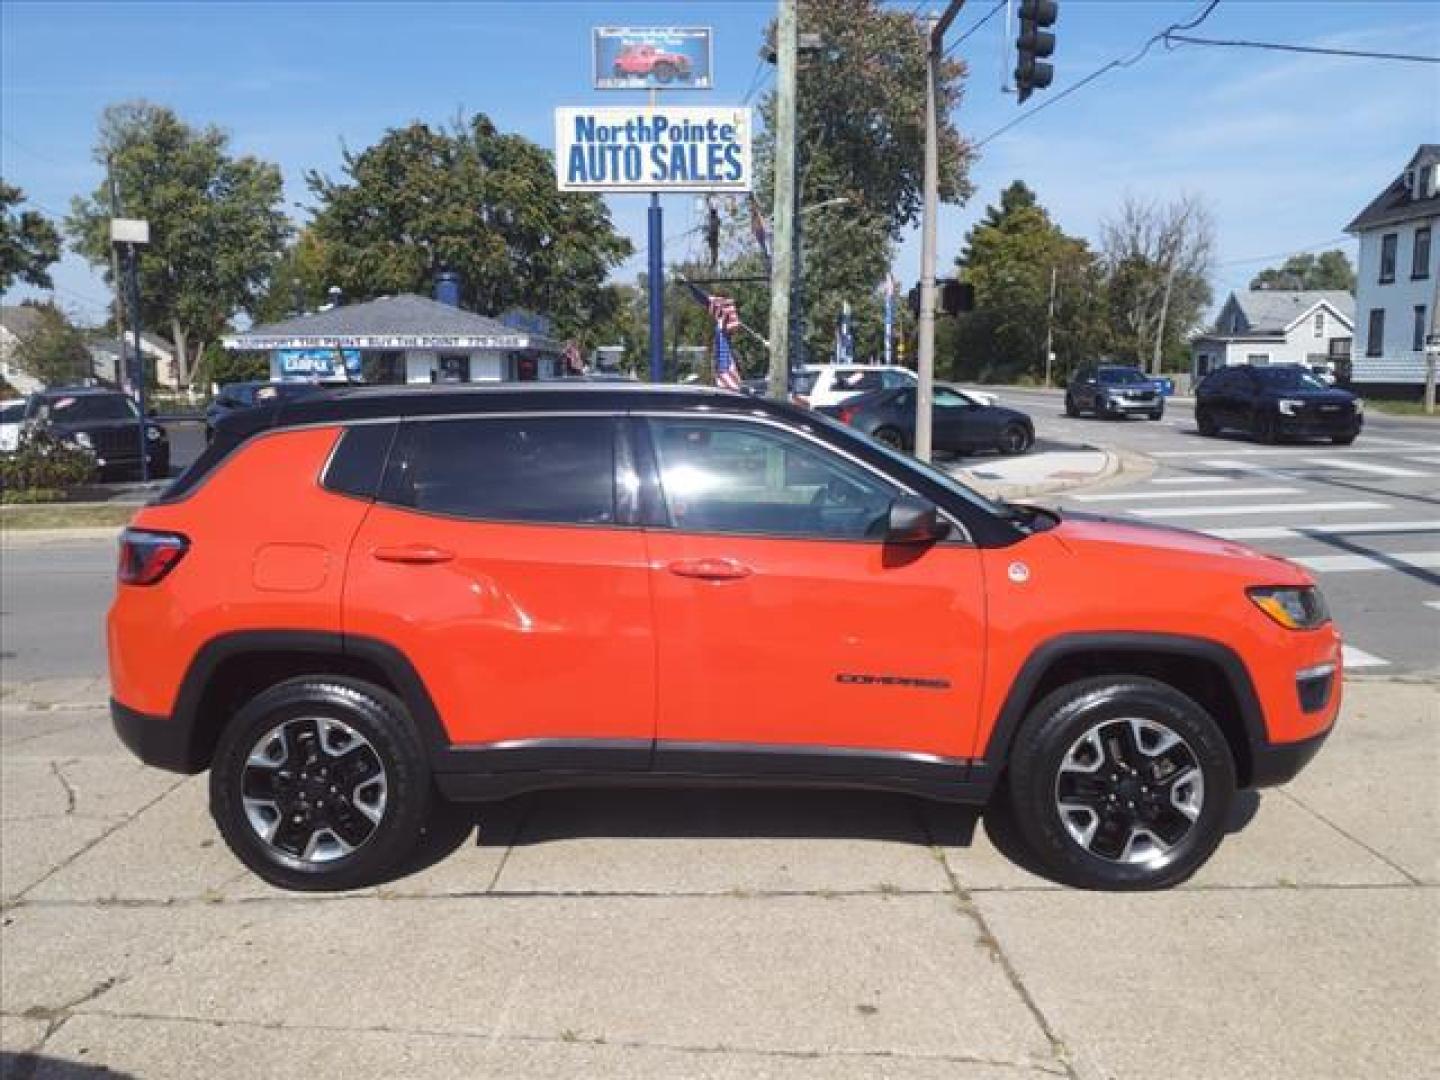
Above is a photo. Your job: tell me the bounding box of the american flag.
[707,294,740,334]
[714,324,741,390]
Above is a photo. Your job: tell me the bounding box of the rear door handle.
[372,544,455,565]
[667,557,752,581]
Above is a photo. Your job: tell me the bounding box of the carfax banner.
[554,106,752,193]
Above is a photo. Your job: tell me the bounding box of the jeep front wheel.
[210,676,431,891]
[998,676,1236,890]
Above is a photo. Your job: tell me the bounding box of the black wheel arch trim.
[978,632,1276,788]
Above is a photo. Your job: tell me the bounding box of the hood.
[1051,512,1311,586]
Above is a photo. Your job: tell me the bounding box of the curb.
[962,444,1154,502]
[1,526,125,545]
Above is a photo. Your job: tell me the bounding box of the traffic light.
[1015,0,1058,104]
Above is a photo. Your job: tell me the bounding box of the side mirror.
[886,496,951,544]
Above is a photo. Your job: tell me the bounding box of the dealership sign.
[555,106,752,193]
[276,348,361,377]
[593,27,712,90]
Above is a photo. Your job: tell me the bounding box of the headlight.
[1354,398,1364,414]
[146,425,163,442]
[1248,586,1330,630]
[1277,399,1303,416]
[73,432,93,449]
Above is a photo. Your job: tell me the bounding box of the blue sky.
[2,0,1437,326]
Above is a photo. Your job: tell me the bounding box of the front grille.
[91,428,140,460]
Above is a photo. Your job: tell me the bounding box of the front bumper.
[1248,727,1331,788]
[1276,414,1361,438]
[111,698,202,774]
[1101,396,1162,413]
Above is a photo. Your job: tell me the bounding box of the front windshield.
[0,401,23,423]
[1254,366,1328,391]
[802,408,1007,516]
[1096,368,1148,385]
[45,394,139,422]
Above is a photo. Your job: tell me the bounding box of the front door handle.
[667,557,752,581]
[372,544,455,565]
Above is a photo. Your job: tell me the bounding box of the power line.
[973,0,1222,149]
[1216,236,1352,268]
[740,55,773,106]
[1165,33,1439,64]
[944,0,1005,59]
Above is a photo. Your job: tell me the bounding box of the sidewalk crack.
[50,759,79,815]
[1276,787,1423,885]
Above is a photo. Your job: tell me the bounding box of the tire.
[1254,412,1279,444]
[998,422,1032,455]
[1331,431,1358,446]
[873,426,909,453]
[613,62,625,78]
[210,676,432,892]
[1147,410,1164,421]
[1196,407,1218,437]
[653,61,676,83]
[1064,394,1079,418]
[997,676,1236,891]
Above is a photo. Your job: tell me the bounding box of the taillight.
[838,406,857,425]
[118,528,189,586]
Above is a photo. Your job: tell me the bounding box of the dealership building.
[223,284,566,385]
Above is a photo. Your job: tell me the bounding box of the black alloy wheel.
[998,676,1235,890]
[999,422,1032,455]
[1064,394,1079,418]
[211,677,431,891]
[1196,407,1218,436]
[873,426,908,453]
[1254,411,1279,444]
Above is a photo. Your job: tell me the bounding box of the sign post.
[110,217,150,482]
[648,195,664,383]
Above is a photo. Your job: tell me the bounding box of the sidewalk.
[945,443,1150,501]
[2,678,1435,1079]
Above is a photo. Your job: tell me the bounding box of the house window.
[1415,306,1428,352]
[1379,233,1397,283]
[1414,227,1432,280]
[1366,309,1385,357]
[1313,311,1324,338]
[1246,353,1270,365]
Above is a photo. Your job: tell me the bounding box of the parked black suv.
[1065,365,1165,420]
[205,381,342,442]
[21,387,168,478]
[1195,364,1362,444]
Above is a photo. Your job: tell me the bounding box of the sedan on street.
[835,383,1034,456]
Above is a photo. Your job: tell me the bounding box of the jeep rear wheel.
[210,676,431,891]
[997,676,1235,890]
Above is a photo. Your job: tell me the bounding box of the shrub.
[0,430,96,498]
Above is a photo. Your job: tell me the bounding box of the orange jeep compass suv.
[109,385,1340,891]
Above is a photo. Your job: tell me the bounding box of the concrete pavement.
[1,679,1435,1079]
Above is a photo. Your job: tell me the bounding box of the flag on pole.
[707,293,740,334]
[883,276,896,366]
[562,340,585,375]
[714,324,741,390]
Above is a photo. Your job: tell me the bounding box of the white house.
[0,305,45,394]
[1190,290,1355,379]
[1345,144,1439,390]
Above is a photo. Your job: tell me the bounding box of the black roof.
[1345,144,1440,233]
[218,383,781,441]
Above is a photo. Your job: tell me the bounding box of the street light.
[110,217,150,483]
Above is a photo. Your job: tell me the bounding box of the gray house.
[223,293,566,385]
[1190,290,1355,379]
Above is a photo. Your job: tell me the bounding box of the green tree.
[0,180,62,291]
[66,101,289,389]
[252,227,331,325]
[753,0,973,360]
[1249,250,1355,293]
[950,182,1107,383]
[13,303,93,387]
[306,114,632,340]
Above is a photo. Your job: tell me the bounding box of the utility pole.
[766,0,798,401]
[1426,271,1438,414]
[916,12,943,460]
[1044,263,1057,387]
[105,157,126,380]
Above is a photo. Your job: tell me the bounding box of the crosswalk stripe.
[1074,486,1299,503]
[1342,645,1390,669]
[1290,551,1440,574]
[1301,456,1431,478]
[1426,601,1440,613]
[1151,445,1432,458]
[1205,520,1440,541]
[1131,501,1389,519]
[1406,456,1440,466]
[1151,477,1231,485]
[1352,433,1431,447]
[1197,458,1293,479]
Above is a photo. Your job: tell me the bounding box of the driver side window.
[646,418,898,541]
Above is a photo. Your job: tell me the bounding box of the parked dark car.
[1195,364,1362,444]
[1065,365,1165,420]
[205,381,341,441]
[21,387,168,479]
[836,383,1034,456]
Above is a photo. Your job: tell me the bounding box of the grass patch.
[0,503,135,531]
[1365,399,1438,418]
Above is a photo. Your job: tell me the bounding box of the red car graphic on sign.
[613,42,692,83]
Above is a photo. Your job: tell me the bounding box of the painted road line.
[1353,433,1435,447]
[1205,520,1440,541]
[1074,486,1300,503]
[1426,601,1440,613]
[1131,501,1390,519]
[1302,456,1431,478]
[1150,445,1433,458]
[1151,477,1232,485]
[1406,456,1440,466]
[1198,458,1294,479]
[1290,551,1440,574]
[1342,645,1390,669]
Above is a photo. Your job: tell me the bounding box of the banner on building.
[276,348,361,378]
[555,106,752,193]
[593,27,713,90]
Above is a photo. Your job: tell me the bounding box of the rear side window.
[385,417,617,525]
[322,422,397,500]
